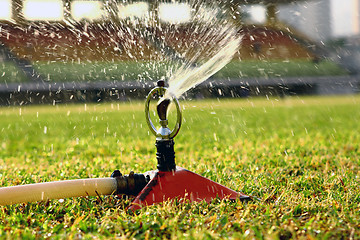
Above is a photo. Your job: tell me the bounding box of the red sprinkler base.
[129,167,250,210]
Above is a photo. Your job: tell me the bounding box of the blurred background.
[0,0,358,104]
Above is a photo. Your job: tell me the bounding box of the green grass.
[0,96,360,239]
[0,59,348,83]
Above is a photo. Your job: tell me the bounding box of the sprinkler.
[128,80,250,209]
[0,80,250,207]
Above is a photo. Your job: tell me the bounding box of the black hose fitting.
[156,139,176,171]
[111,170,150,196]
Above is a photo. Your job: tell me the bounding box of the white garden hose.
[0,178,117,206]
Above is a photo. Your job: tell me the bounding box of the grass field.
[0,59,348,83]
[0,96,359,239]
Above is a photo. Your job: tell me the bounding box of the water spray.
[0,80,250,207]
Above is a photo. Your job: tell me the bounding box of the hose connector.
[111,170,150,196]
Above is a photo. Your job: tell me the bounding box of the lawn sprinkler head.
[144,80,182,172]
[145,80,182,141]
[127,80,251,210]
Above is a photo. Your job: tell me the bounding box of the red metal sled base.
[129,167,250,210]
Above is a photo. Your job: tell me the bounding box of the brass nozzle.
[157,98,171,121]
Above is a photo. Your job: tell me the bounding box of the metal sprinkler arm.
[145,81,182,141]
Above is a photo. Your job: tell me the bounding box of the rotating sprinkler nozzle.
[145,80,182,141]
[157,98,170,122]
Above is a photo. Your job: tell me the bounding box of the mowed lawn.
[0,96,359,239]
